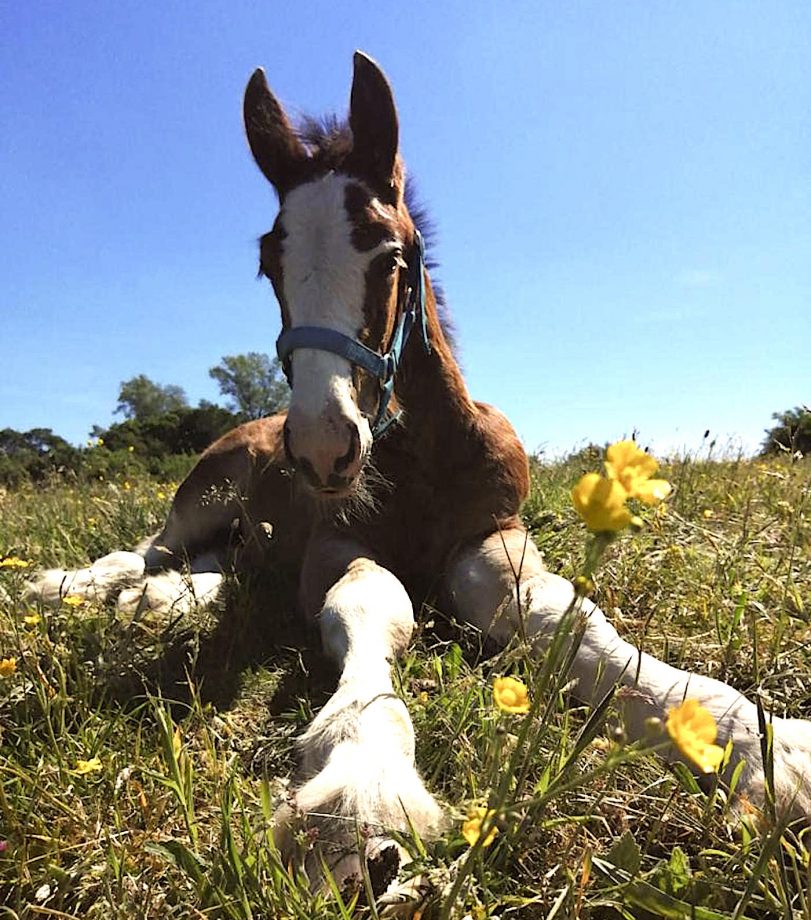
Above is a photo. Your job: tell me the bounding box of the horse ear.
[243,68,308,193]
[349,51,401,201]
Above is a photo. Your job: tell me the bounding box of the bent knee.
[320,561,414,662]
[443,528,545,638]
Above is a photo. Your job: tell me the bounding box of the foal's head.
[244,52,421,500]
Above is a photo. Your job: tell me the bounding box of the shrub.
[761,406,811,456]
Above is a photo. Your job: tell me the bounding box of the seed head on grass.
[574,575,594,596]
[493,676,530,714]
[462,807,499,847]
[666,699,724,774]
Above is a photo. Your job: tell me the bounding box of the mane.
[296,115,454,346]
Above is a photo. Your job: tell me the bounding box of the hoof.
[116,570,224,617]
[720,714,811,825]
[274,802,417,902]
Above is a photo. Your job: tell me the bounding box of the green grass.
[0,449,809,918]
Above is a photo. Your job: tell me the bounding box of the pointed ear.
[349,51,401,202]
[243,68,308,194]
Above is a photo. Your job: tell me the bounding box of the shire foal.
[33,53,811,886]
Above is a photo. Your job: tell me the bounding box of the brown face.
[338,181,415,417]
[244,53,412,498]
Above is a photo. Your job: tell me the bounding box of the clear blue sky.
[2,1,809,456]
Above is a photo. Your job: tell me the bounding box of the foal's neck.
[381,273,530,545]
[395,278,477,451]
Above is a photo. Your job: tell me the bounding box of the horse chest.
[344,463,503,585]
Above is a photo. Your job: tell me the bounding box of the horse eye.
[387,251,406,274]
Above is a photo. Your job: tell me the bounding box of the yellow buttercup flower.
[666,699,725,774]
[62,595,85,608]
[462,807,499,848]
[0,658,17,677]
[605,439,656,483]
[493,676,531,714]
[605,440,672,505]
[572,473,633,532]
[23,613,41,627]
[1,556,30,569]
[572,441,671,533]
[73,756,103,775]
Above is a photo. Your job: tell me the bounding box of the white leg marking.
[28,546,223,619]
[449,530,811,822]
[116,557,224,618]
[278,561,442,888]
[527,572,811,819]
[27,551,146,606]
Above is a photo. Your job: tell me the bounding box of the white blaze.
[280,173,398,431]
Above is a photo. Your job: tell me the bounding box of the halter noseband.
[275,229,431,438]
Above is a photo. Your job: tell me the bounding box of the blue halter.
[276,229,431,438]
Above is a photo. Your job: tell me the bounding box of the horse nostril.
[297,457,325,489]
[334,423,361,475]
[282,425,324,488]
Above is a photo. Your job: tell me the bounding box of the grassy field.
[0,446,809,918]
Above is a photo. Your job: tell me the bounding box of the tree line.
[1,364,807,486]
[0,353,289,485]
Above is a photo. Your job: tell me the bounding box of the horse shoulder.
[385,401,528,565]
[470,400,530,525]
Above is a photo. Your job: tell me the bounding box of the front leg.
[445,528,811,823]
[277,530,443,892]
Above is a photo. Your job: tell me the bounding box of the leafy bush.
[761,405,811,456]
[0,428,82,486]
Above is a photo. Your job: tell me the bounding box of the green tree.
[116,375,188,421]
[761,406,811,456]
[0,427,80,484]
[208,353,289,420]
[97,404,240,458]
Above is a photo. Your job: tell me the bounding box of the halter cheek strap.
[275,229,431,438]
